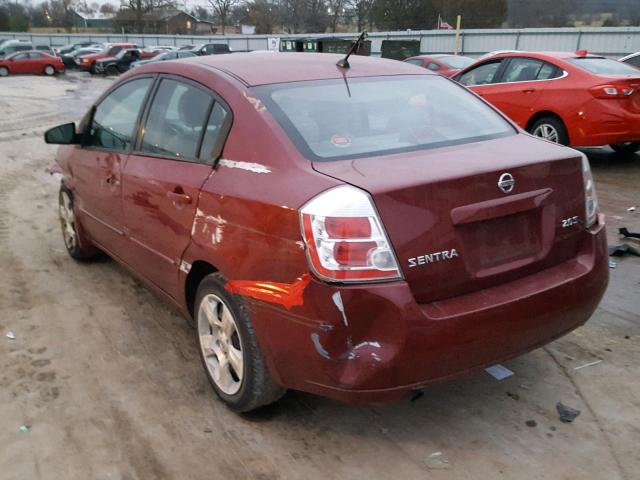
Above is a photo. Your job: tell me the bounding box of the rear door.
[71,77,154,256]
[485,57,561,127]
[27,52,45,73]
[120,76,232,298]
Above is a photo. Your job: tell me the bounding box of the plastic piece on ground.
[619,227,640,240]
[5,331,15,340]
[556,402,581,423]
[485,364,514,380]
[225,274,311,310]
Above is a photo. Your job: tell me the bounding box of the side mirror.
[44,122,79,144]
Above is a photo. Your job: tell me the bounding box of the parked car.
[143,45,177,53]
[35,45,55,56]
[0,40,33,58]
[45,53,607,412]
[94,48,142,75]
[404,54,475,77]
[178,44,197,50]
[130,49,196,68]
[57,41,101,56]
[620,52,640,69]
[0,50,64,77]
[454,51,640,153]
[76,43,138,73]
[61,46,103,69]
[190,43,231,56]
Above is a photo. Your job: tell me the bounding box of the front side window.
[258,75,514,161]
[140,79,213,160]
[458,60,503,86]
[427,62,440,71]
[12,53,29,60]
[85,77,152,150]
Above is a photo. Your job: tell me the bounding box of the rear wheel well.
[526,111,564,132]
[185,260,218,318]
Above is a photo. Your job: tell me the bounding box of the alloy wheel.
[532,123,559,143]
[0,67,8,77]
[44,65,55,76]
[59,190,77,251]
[197,293,244,395]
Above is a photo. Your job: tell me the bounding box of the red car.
[454,51,640,154]
[45,53,608,412]
[404,54,475,77]
[0,50,64,77]
[76,43,140,73]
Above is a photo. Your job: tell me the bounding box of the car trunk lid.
[312,134,587,304]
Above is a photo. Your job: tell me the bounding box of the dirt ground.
[0,72,639,480]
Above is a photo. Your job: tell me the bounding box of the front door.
[120,76,231,298]
[71,77,154,257]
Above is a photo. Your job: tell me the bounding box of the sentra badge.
[408,249,459,268]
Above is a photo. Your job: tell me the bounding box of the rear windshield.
[567,57,640,75]
[440,56,475,69]
[256,75,514,161]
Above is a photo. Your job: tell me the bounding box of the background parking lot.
[0,72,638,480]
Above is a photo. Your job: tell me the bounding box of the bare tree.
[350,0,373,31]
[326,0,345,32]
[209,0,239,34]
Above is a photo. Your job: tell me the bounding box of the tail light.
[299,185,402,282]
[581,155,599,228]
[590,84,635,99]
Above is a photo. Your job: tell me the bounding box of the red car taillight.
[299,185,402,282]
[589,83,635,99]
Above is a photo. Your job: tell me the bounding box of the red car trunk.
[313,134,586,304]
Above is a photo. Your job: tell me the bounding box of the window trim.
[463,57,568,87]
[456,58,507,86]
[132,73,233,166]
[80,74,158,154]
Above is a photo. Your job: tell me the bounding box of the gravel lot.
[0,72,639,480]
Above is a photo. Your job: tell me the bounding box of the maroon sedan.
[0,50,64,77]
[45,53,608,412]
[404,54,475,77]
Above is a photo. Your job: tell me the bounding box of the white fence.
[2,27,640,57]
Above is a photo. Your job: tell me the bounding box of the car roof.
[488,51,604,61]
[189,52,433,86]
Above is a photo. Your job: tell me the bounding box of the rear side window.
[458,60,503,86]
[568,57,640,75]
[426,62,440,71]
[503,58,544,82]
[85,77,152,150]
[199,103,229,161]
[140,79,213,161]
[405,59,423,66]
[258,75,514,161]
[624,56,640,68]
[29,53,43,59]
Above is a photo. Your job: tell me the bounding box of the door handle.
[522,89,536,94]
[167,189,192,206]
[105,175,120,186]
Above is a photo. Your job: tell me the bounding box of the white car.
[620,52,640,69]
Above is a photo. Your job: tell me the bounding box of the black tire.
[58,185,100,260]
[89,64,96,74]
[610,142,640,155]
[106,65,119,76]
[43,64,55,76]
[195,273,285,412]
[528,116,569,146]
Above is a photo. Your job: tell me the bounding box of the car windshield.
[440,56,475,69]
[567,57,640,75]
[257,75,514,161]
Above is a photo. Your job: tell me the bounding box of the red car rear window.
[256,75,515,161]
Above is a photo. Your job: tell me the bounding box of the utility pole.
[454,15,462,54]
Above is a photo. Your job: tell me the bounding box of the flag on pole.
[439,18,454,30]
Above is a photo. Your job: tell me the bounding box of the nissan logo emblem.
[498,173,515,193]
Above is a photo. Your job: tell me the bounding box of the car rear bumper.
[570,101,640,146]
[248,215,608,403]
